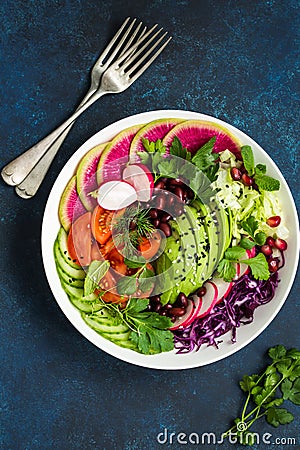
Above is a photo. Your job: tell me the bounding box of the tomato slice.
[108,247,127,275]
[138,230,162,260]
[67,212,92,266]
[91,206,113,244]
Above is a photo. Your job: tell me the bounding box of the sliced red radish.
[169,297,202,331]
[196,281,218,318]
[210,278,233,304]
[122,163,154,202]
[97,180,137,210]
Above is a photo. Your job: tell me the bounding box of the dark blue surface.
[0,1,299,449]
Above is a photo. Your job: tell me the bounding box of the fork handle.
[1,88,106,187]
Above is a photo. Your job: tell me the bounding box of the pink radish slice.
[170,297,202,331]
[238,249,254,278]
[196,281,218,318]
[97,180,137,210]
[184,296,202,327]
[211,278,233,304]
[122,164,154,202]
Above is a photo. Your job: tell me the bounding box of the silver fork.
[1,18,145,198]
[10,24,170,198]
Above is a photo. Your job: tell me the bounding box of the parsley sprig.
[241,145,280,191]
[223,345,300,445]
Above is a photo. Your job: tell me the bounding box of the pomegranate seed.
[266,236,276,247]
[230,167,242,181]
[268,258,279,272]
[275,238,287,251]
[266,216,281,227]
[241,173,254,186]
[261,244,273,256]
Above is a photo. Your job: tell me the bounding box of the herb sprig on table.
[223,345,300,445]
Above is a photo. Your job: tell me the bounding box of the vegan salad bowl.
[41,110,299,370]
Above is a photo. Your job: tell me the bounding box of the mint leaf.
[240,237,256,250]
[255,174,280,191]
[266,408,294,427]
[224,246,246,261]
[241,145,255,176]
[255,163,267,175]
[240,253,269,280]
[84,260,110,296]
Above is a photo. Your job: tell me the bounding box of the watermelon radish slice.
[169,297,202,331]
[196,281,218,318]
[97,124,144,184]
[210,278,233,305]
[76,142,107,211]
[122,163,154,202]
[163,120,241,155]
[129,118,184,160]
[97,180,138,210]
[58,175,87,232]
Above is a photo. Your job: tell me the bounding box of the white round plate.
[41,110,299,370]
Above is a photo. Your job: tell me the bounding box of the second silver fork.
[4,17,145,197]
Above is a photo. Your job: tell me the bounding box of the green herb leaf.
[239,374,259,393]
[281,378,300,405]
[138,268,155,293]
[266,408,294,427]
[84,260,110,296]
[191,137,218,171]
[268,345,287,361]
[137,151,151,166]
[224,246,247,261]
[124,257,146,268]
[286,348,300,360]
[116,276,137,296]
[254,231,266,246]
[240,237,256,250]
[125,298,149,314]
[255,163,267,175]
[241,216,258,239]
[255,174,280,191]
[217,259,236,282]
[241,145,255,176]
[170,136,189,159]
[240,253,269,280]
[142,137,156,153]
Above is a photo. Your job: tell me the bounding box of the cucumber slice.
[82,313,129,335]
[54,240,85,280]
[57,227,80,268]
[59,278,84,298]
[57,265,84,288]
[70,297,103,313]
[101,330,131,341]
[111,339,138,350]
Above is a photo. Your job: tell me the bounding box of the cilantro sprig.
[240,216,266,249]
[217,247,269,281]
[241,145,280,191]
[223,345,300,445]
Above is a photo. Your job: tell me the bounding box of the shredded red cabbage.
[173,259,282,354]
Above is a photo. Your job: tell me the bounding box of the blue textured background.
[0,1,299,449]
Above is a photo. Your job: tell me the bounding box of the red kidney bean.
[169,307,186,317]
[158,222,172,237]
[168,178,183,188]
[186,187,194,199]
[174,186,184,201]
[150,295,161,304]
[152,219,160,228]
[197,286,207,297]
[161,213,172,223]
[153,302,162,312]
[159,309,168,316]
[155,195,166,211]
[149,209,158,219]
[163,304,173,311]
[177,292,187,305]
[155,180,166,190]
